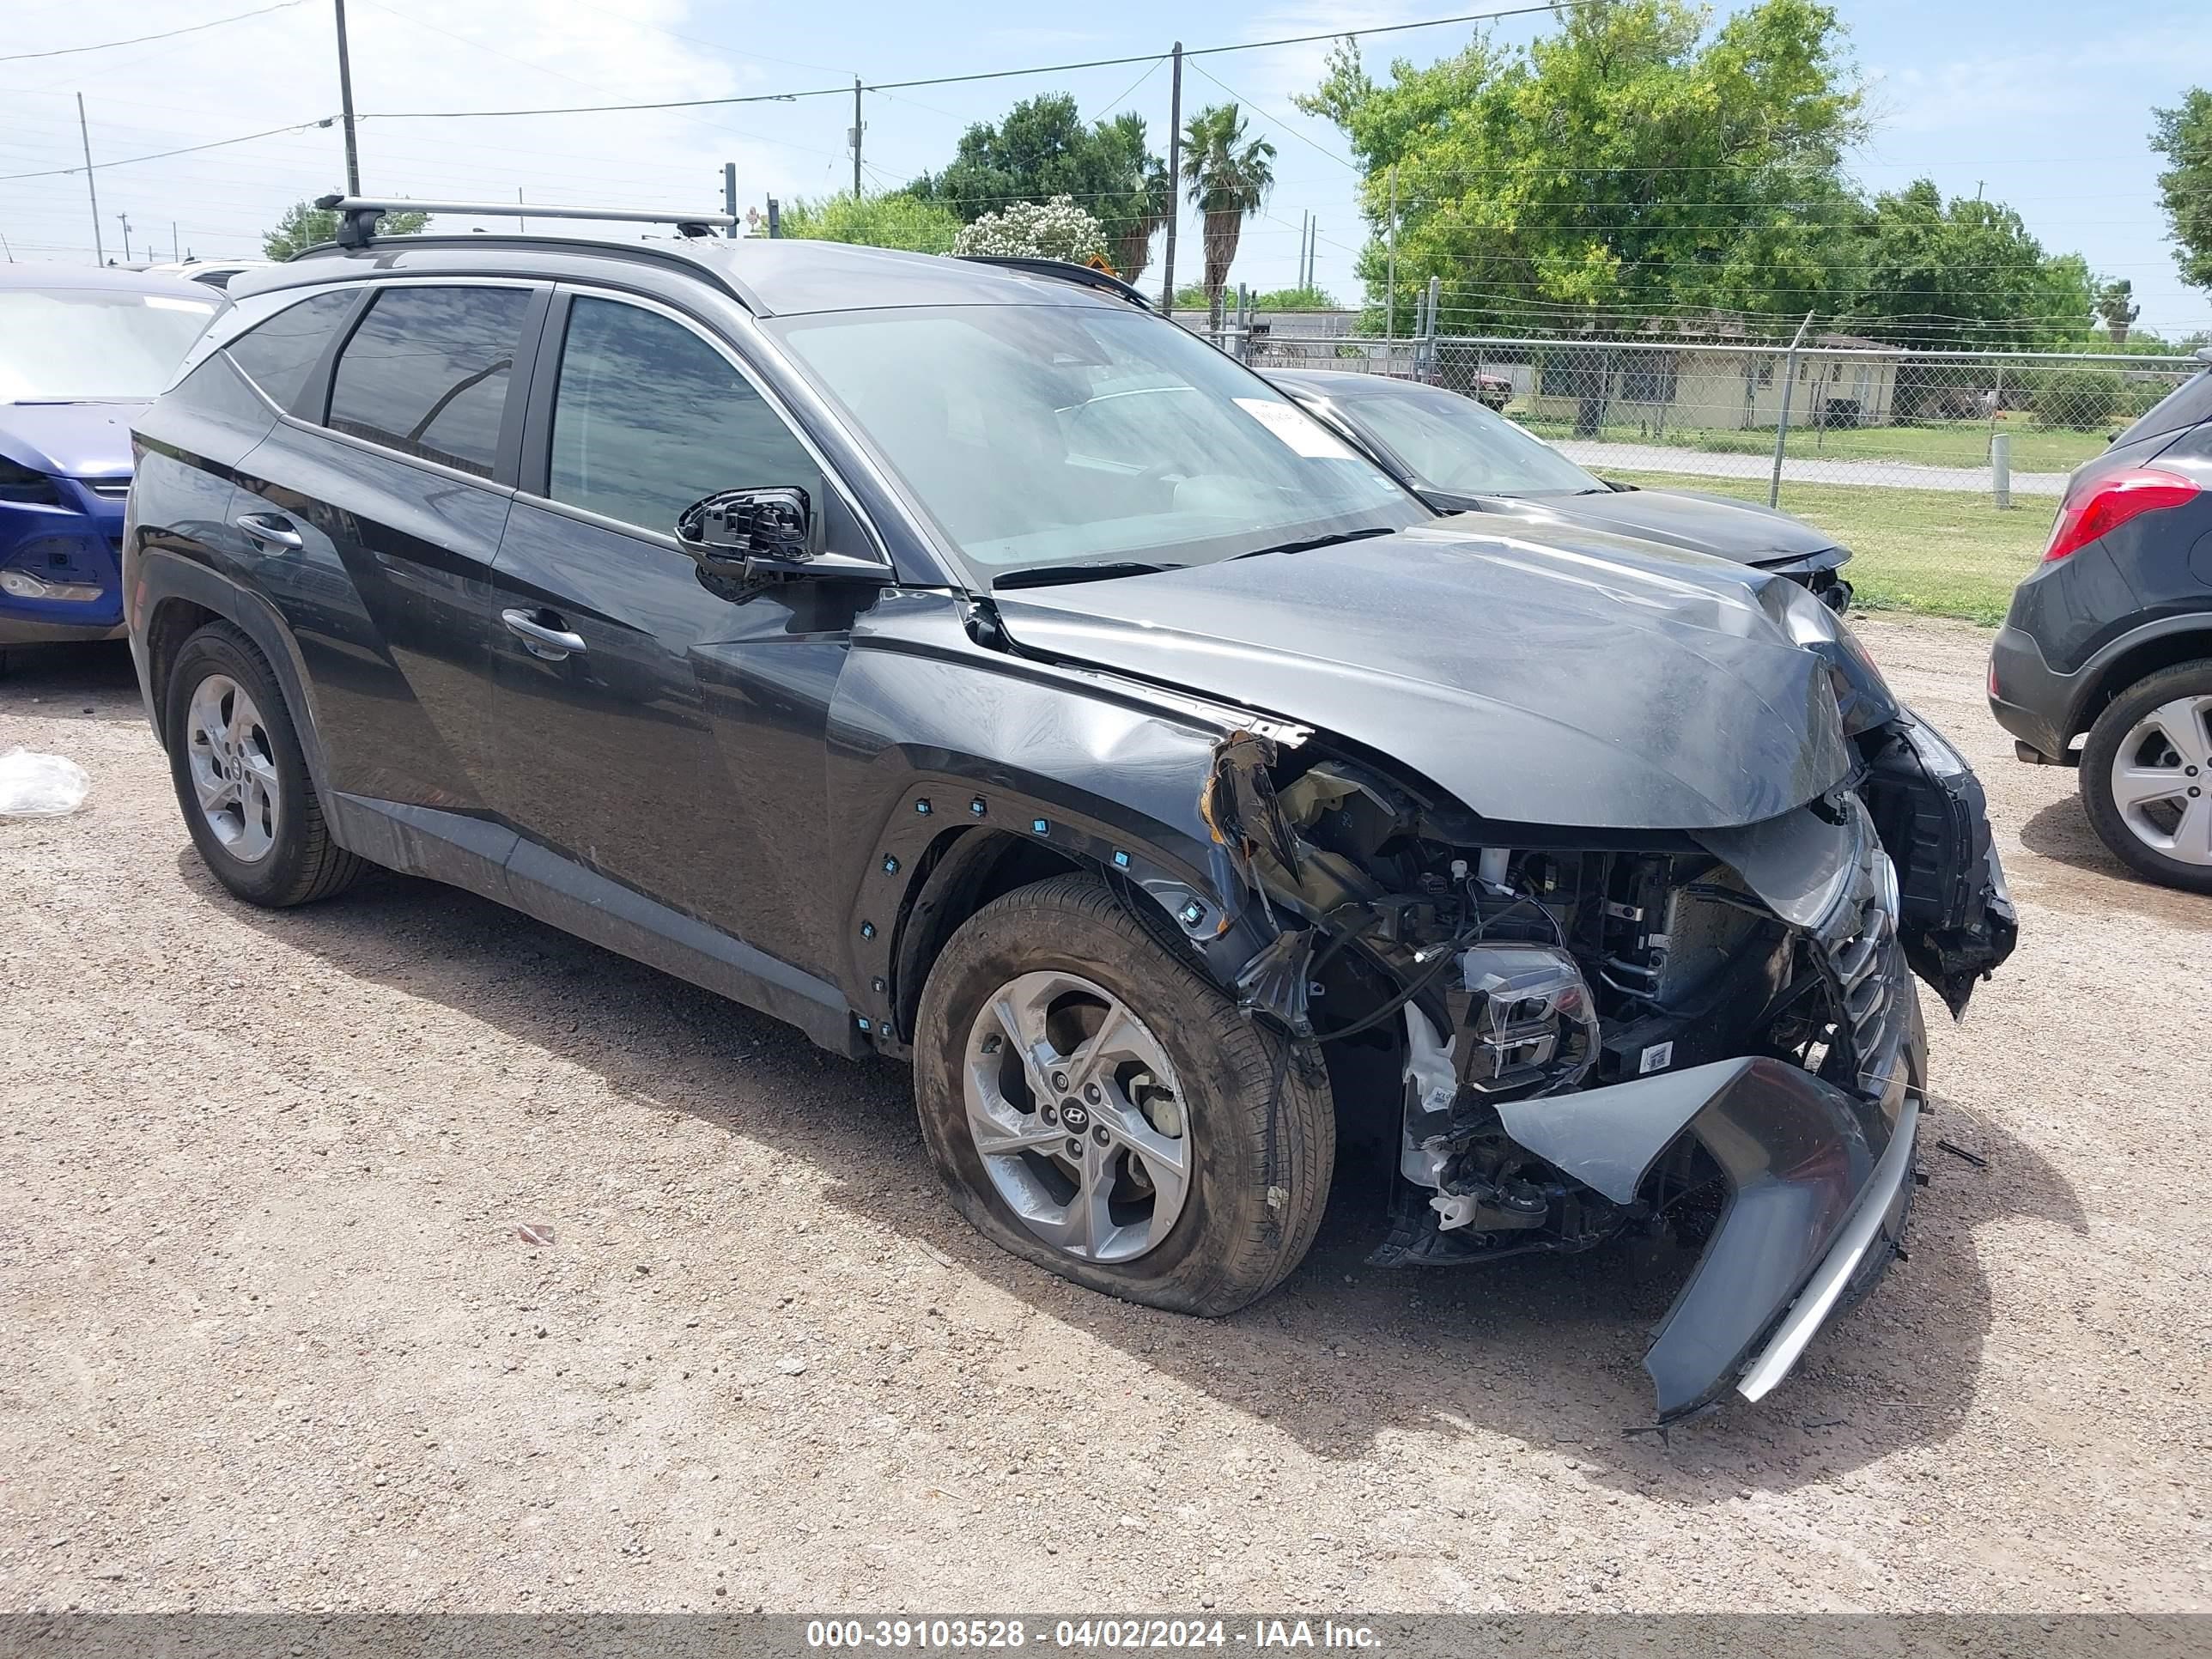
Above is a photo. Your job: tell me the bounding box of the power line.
[0,118,334,183]
[0,0,302,63]
[358,0,1592,121]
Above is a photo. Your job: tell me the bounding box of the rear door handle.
[234,512,303,552]
[502,607,587,660]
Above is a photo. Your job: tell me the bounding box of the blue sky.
[2,0,2205,336]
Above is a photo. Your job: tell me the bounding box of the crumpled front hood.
[0,400,141,481]
[1449,485,1842,566]
[992,522,1856,830]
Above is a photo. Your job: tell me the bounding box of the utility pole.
[1767,310,1814,509]
[1386,165,1397,338]
[1308,220,1317,291]
[1159,42,1182,313]
[333,0,362,194]
[722,163,739,235]
[117,213,133,262]
[171,221,179,261]
[1298,211,1309,293]
[76,94,104,265]
[516,187,526,233]
[850,77,863,201]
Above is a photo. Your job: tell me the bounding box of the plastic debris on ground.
[0,750,92,817]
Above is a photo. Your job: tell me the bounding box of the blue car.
[1,267,225,648]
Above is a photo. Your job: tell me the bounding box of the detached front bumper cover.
[1498,1030,1918,1422]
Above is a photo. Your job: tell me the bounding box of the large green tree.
[263,198,426,260]
[1298,0,1869,333]
[1844,179,2094,349]
[1180,103,1275,331]
[910,94,1166,283]
[778,191,960,252]
[2152,88,2212,295]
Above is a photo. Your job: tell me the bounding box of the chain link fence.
[1224,328,2200,506]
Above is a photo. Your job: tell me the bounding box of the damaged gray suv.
[125,203,2016,1423]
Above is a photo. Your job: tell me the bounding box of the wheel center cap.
[1058,1100,1090,1133]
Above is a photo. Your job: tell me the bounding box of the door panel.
[221,281,542,810]
[483,290,870,970]
[230,425,515,808]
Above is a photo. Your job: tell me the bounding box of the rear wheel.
[165,621,365,908]
[2079,660,2212,894]
[913,874,1333,1316]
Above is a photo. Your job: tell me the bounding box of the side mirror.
[675,486,895,599]
[678,487,811,563]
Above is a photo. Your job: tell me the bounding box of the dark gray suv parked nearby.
[125,203,2014,1422]
[1988,349,2212,890]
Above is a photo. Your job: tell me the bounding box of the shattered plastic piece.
[0,750,90,817]
[1235,929,1316,1036]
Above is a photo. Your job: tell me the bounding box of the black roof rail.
[956,256,1151,310]
[313,194,738,250]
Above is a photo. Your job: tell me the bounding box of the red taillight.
[2042,468,2199,563]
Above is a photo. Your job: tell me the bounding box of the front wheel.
[2078,660,2212,894]
[913,874,1334,1316]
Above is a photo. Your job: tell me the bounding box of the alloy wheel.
[960,969,1191,1265]
[185,673,282,864]
[2107,694,2212,866]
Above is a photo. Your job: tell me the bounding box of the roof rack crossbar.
[313,195,738,249]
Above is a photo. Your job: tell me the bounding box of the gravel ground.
[2,616,2207,1617]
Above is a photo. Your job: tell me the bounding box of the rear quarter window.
[222,290,358,412]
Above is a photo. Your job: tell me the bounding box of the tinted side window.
[327,286,530,477]
[222,290,357,410]
[549,296,823,537]
[2115,368,2212,449]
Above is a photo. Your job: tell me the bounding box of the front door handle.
[234,512,303,552]
[502,606,587,661]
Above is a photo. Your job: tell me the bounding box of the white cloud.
[0,0,854,264]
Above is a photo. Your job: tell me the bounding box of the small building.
[1522,331,1905,433]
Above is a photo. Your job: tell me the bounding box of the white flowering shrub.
[951,195,1108,264]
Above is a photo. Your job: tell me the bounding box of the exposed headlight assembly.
[1449,944,1599,1097]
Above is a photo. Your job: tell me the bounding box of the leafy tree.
[912,95,1166,281]
[2095,277,2141,345]
[1175,283,1340,312]
[950,196,1107,263]
[779,191,960,252]
[1844,179,2093,349]
[1179,103,1275,331]
[2033,366,2127,430]
[264,198,426,260]
[1298,0,1868,332]
[2152,88,2212,295]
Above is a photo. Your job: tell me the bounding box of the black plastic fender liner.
[1496,1052,1914,1421]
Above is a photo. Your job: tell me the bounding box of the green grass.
[1515,412,2111,473]
[1603,470,2050,627]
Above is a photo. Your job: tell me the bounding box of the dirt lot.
[2,615,2207,1615]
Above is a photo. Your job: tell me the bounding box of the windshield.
[0,287,221,403]
[1336,379,1605,498]
[769,304,1422,582]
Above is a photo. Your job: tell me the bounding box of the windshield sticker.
[1233,398,1355,460]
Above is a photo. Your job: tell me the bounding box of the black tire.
[913,874,1334,1317]
[165,621,366,908]
[2078,659,2212,895]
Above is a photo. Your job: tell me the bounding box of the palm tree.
[1115,155,1173,289]
[1179,104,1275,332]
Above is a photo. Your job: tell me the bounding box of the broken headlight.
[1448,944,1598,1097]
